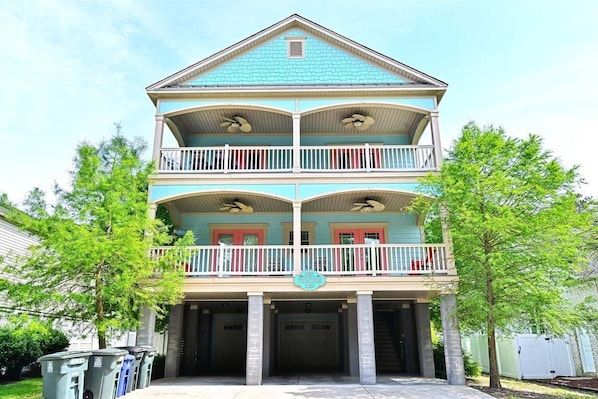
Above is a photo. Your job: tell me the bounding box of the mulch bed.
[543,377,598,392]
[472,386,566,399]
[469,377,598,399]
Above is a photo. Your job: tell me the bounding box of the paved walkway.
[125,376,493,398]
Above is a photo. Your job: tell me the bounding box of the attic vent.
[286,36,306,58]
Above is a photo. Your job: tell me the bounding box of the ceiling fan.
[351,199,385,213]
[220,116,252,133]
[219,200,254,214]
[342,113,375,131]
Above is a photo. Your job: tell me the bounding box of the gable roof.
[147,14,447,93]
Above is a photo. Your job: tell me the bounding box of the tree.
[0,135,192,348]
[417,122,597,388]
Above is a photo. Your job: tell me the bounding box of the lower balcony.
[151,243,447,277]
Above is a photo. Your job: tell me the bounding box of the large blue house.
[139,14,465,385]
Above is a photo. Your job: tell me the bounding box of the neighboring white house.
[1,206,165,352]
[463,256,598,379]
[0,206,38,318]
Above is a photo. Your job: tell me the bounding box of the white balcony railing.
[300,145,436,172]
[158,145,436,173]
[159,145,293,173]
[150,244,447,277]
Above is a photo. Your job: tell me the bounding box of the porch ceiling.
[168,107,292,136]
[303,190,418,213]
[166,192,292,214]
[165,105,427,141]
[301,106,426,135]
[165,190,419,214]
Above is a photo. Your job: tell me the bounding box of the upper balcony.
[151,102,443,178]
[157,144,436,174]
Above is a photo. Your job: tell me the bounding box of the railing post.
[223,144,230,174]
[364,143,371,172]
[293,201,302,276]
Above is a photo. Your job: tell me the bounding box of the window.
[282,223,315,247]
[286,36,306,58]
[288,230,310,246]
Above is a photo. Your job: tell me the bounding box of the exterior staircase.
[374,312,401,372]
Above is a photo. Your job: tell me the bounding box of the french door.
[332,147,381,170]
[213,229,263,274]
[334,228,385,272]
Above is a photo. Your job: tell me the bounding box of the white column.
[152,115,165,163]
[147,202,157,219]
[440,203,457,275]
[292,113,301,173]
[429,111,442,169]
[292,201,302,276]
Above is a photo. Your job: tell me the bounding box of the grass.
[468,375,598,399]
[0,378,42,399]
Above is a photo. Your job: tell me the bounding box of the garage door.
[278,318,338,369]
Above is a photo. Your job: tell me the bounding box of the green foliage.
[433,341,481,379]
[0,377,42,399]
[0,134,190,348]
[417,122,597,386]
[0,318,68,382]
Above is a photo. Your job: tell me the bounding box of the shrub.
[0,318,69,381]
[433,341,481,379]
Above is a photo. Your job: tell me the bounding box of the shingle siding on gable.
[185,29,407,87]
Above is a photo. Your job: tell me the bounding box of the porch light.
[353,120,363,128]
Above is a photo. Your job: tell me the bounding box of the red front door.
[213,229,264,274]
[334,228,385,273]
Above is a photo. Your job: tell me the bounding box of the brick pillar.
[440,294,466,385]
[415,302,435,377]
[164,304,184,378]
[347,301,359,377]
[357,292,376,384]
[136,305,156,346]
[246,293,264,385]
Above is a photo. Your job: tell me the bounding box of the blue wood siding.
[180,213,421,245]
[158,97,435,115]
[188,135,292,147]
[150,183,420,203]
[300,134,409,146]
[185,29,406,87]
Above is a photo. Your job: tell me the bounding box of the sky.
[1,0,597,205]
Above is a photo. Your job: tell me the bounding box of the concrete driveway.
[125,376,493,399]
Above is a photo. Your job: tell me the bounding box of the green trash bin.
[136,346,156,389]
[83,349,127,399]
[38,351,92,399]
[116,346,145,393]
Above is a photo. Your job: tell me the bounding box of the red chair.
[410,248,435,273]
